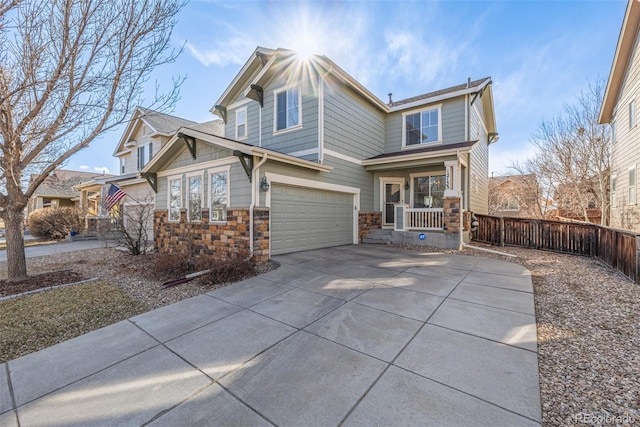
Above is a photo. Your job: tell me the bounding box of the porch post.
[444,160,461,198]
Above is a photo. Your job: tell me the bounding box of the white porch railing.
[394,205,444,231]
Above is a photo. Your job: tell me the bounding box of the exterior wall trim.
[157,157,239,178]
[324,149,363,165]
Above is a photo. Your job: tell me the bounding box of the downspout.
[249,153,268,256]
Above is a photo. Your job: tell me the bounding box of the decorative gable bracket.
[214,105,227,124]
[178,133,196,159]
[250,84,264,107]
[140,172,158,193]
[233,150,253,182]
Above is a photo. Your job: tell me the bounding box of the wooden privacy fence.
[473,214,640,284]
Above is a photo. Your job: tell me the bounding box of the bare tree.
[100,196,154,256]
[0,0,185,280]
[527,80,611,224]
[489,170,554,219]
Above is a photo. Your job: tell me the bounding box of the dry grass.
[0,281,147,363]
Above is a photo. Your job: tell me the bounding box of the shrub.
[28,207,85,239]
[153,250,255,285]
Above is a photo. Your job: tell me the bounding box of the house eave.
[141,127,332,174]
[599,0,640,124]
[389,78,491,113]
[362,143,477,168]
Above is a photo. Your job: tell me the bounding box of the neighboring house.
[600,0,640,230]
[552,181,603,224]
[488,174,547,218]
[76,108,222,236]
[141,47,498,260]
[26,169,110,217]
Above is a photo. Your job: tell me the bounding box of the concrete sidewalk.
[0,239,107,262]
[1,245,542,426]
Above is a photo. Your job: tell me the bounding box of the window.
[168,178,181,221]
[236,107,247,139]
[612,121,616,144]
[187,175,202,222]
[412,174,445,208]
[210,171,228,222]
[274,86,300,131]
[629,167,636,205]
[404,106,441,146]
[137,143,152,170]
[120,158,125,174]
[611,175,617,206]
[499,197,520,211]
[630,100,636,128]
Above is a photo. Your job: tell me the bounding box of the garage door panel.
[271,184,354,255]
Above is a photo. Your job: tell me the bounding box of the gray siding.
[610,33,640,229]
[384,97,466,153]
[259,157,374,211]
[258,73,320,158]
[469,103,489,214]
[324,79,385,159]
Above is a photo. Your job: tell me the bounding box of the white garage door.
[271,184,354,255]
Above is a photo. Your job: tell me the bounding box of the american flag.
[104,184,126,211]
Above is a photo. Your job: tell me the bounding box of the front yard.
[0,244,638,426]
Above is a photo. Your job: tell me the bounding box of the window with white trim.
[412,174,445,208]
[403,106,441,147]
[630,100,636,129]
[168,177,181,222]
[187,174,203,222]
[611,175,617,207]
[499,197,520,211]
[120,158,125,174]
[629,167,636,205]
[137,143,152,170]
[210,170,229,222]
[236,107,247,139]
[274,86,300,132]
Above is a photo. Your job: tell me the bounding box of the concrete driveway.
[1,245,541,426]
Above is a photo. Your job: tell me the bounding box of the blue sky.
[67,0,627,177]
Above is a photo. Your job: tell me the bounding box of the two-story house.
[142,47,497,261]
[76,108,222,237]
[600,0,640,230]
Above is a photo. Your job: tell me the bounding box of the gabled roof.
[600,0,640,123]
[141,126,332,175]
[211,47,496,134]
[112,108,197,155]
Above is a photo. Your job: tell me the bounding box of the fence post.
[635,236,640,285]
[499,216,505,247]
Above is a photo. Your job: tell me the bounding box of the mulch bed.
[0,270,88,297]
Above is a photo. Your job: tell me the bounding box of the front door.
[382,179,404,227]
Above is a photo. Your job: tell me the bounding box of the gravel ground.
[1,245,638,425]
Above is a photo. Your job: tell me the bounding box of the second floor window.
[120,158,125,174]
[275,86,300,131]
[138,143,152,170]
[404,107,440,146]
[236,107,247,139]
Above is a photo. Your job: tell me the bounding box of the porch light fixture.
[404,182,410,190]
[260,176,270,192]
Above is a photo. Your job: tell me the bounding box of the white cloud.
[185,36,255,67]
[78,165,89,170]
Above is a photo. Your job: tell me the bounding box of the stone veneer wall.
[154,207,270,262]
[443,197,461,234]
[358,211,382,242]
